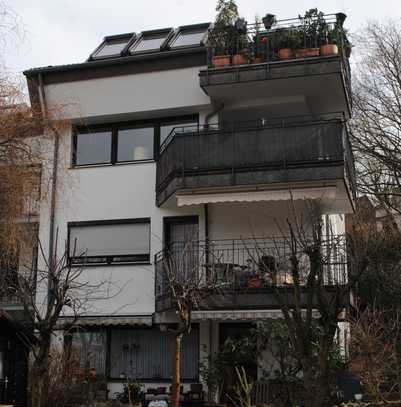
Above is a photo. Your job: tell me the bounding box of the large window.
[71,330,107,375]
[73,116,197,167]
[117,127,154,162]
[110,327,199,380]
[68,219,150,265]
[75,130,112,165]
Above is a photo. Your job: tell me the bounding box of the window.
[75,131,112,165]
[73,116,198,167]
[129,29,172,54]
[170,30,206,48]
[91,34,134,59]
[110,327,199,380]
[68,219,150,265]
[117,127,154,162]
[71,330,107,375]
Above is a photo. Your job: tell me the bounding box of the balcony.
[199,14,351,116]
[156,114,356,210]
[155,236,348,313]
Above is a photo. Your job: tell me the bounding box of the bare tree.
[157,242,221,407]
[9,232,112,407]
[242,201,369,407]
[350,308,401,404]
[350,20,401,215]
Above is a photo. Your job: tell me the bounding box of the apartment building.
[23,13,355,398]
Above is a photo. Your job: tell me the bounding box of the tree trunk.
[30,337,51,407]
[171,332,183,407]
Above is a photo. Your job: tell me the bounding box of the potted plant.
[231,18,248,65]
[211,0,240,67]
[276,28,300,60]
[251,15,264,64]
[295,8,324,58]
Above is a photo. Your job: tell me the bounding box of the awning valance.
[176,187,337,207]
[57,315,153,328]
[192,309,285,321]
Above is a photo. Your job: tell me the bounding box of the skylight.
[129,29,173,54]
[170,30,207,48]
[91,34,134,59]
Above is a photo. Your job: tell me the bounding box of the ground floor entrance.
[0,314,29,407]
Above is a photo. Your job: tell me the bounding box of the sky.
[3,0,401,79]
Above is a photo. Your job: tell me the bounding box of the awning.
[191,309,320,321]
[57,315,153,328]
[192,310,284,321]
[176,187,337,207]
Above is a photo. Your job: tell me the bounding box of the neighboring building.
[24,13,355,399]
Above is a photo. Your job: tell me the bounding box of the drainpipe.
[38,73,59,273]
[204,102,224,127]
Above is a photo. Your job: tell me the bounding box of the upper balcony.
[156,113,356,212]
[199,13,351,117]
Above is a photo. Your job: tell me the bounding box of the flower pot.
[320,44,338,56]
[278,48,294,60]
[295,48,320,58]
[252,57,263,64]
[212,55,230,68]
[232,54,247,65]
[248,278,263,289]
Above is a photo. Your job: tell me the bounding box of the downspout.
[204,102,224,126]
[38,73,59,272]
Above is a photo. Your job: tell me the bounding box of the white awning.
[57,315,153,327]
[191,309,285,321]
[176,187,337,207]
[191,309,320,321]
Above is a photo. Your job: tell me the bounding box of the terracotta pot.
[212,55,230,68]
[295,48,320,58]
[320,43,338,56]
[232,54,247,65]
[248,278,263,289]
[252,57,263,64]
[278,48,294,60]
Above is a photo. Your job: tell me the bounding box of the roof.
[24,22,211,77]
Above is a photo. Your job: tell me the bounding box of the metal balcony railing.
[156,113,356,205]
[204,13,352,100]
[155,235,348,310]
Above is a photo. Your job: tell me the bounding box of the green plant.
[210,0,240,55]
[116,379,143,405]
[298,8,327,48]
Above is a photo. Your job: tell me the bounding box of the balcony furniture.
[185,383,204,401]
[155,236,348,312]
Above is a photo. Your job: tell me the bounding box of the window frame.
[89,33,136,60]
[128,28,174,55]
[72,115,199,168]
[168,23,210,50]
[67,218,151,267]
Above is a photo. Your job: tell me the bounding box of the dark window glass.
[160,122,198,146]
[170,31,206,48]
[117,127,154,162]
[71,330,107,375]
[131,35,167,53]
[110,327,199,379]
[75,131,112,165]
[92,38,131,58]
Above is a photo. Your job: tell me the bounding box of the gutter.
[38,73,59,272]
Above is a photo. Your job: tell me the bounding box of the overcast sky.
[4,0,401,79]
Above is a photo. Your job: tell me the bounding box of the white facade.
[27,35,352,396]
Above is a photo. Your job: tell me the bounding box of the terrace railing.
[205,13,352,98]
[156,113,356,205]
[155,235,348,310]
